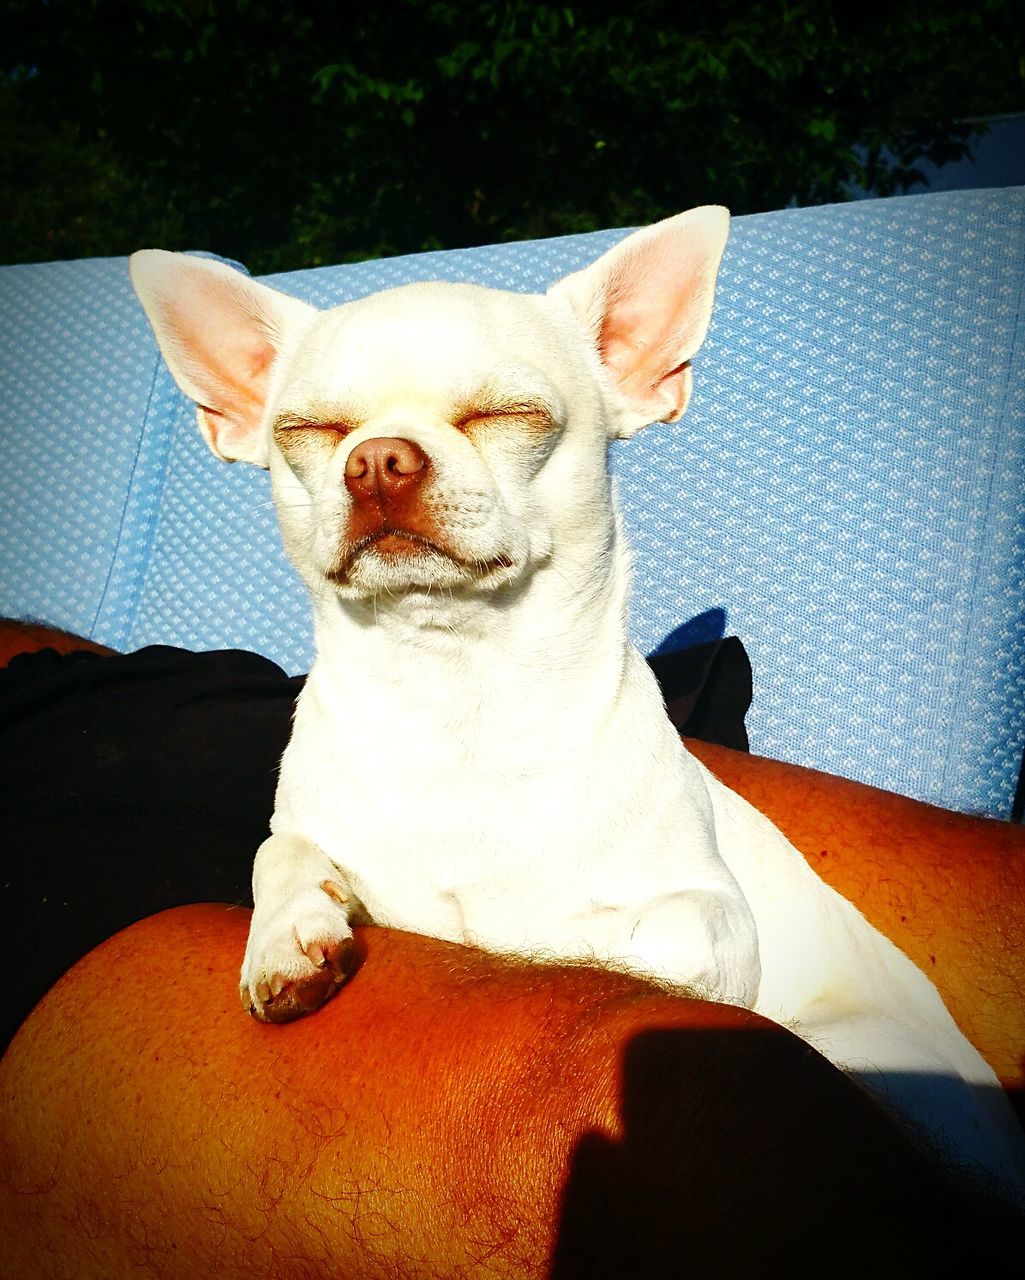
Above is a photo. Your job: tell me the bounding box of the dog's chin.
[326,531,516,598]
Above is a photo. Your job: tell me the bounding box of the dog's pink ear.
[130,251,313,465]
[549,206,729,438]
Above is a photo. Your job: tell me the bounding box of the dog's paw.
[241,880,355,1023]
[629,889,761,1008]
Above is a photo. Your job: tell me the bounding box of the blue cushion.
[0,257,171,641]
[1,188,1022,817]
[616,189,1025,818]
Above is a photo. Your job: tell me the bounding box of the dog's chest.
[273,668,687,948]
[281,733,600,898]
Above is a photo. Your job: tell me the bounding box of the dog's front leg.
[629,887,761,1009]
[240,832,359,1023]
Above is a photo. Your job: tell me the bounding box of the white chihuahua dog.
[131,209,1025,1200]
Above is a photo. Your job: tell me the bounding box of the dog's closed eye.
[273,414,360,460]
[453,398,556,438]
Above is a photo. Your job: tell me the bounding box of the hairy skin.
[0,619,116,665]
[2,627,1023,1271]
[1,907,1022,1279]
[686,739,1025,1104]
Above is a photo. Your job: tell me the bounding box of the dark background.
[3,0,1023,272]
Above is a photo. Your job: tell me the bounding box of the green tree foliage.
[2,0,1022,270]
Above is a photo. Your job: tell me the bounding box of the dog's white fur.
[131,211,1025,1201]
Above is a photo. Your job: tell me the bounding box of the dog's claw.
[320,879,349,906]
[240,872,357,1024]
[242,925,355,1024]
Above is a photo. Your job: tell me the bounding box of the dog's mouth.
[327,528,513,588]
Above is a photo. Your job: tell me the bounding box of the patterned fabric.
[0,257,161,640]
[618,192,1025,818]
[1,188,1022,816]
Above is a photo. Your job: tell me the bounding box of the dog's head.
[130,208,728,610]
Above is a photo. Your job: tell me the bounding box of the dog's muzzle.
[329,436,512,588]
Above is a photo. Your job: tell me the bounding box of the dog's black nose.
[344,437,429,504]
